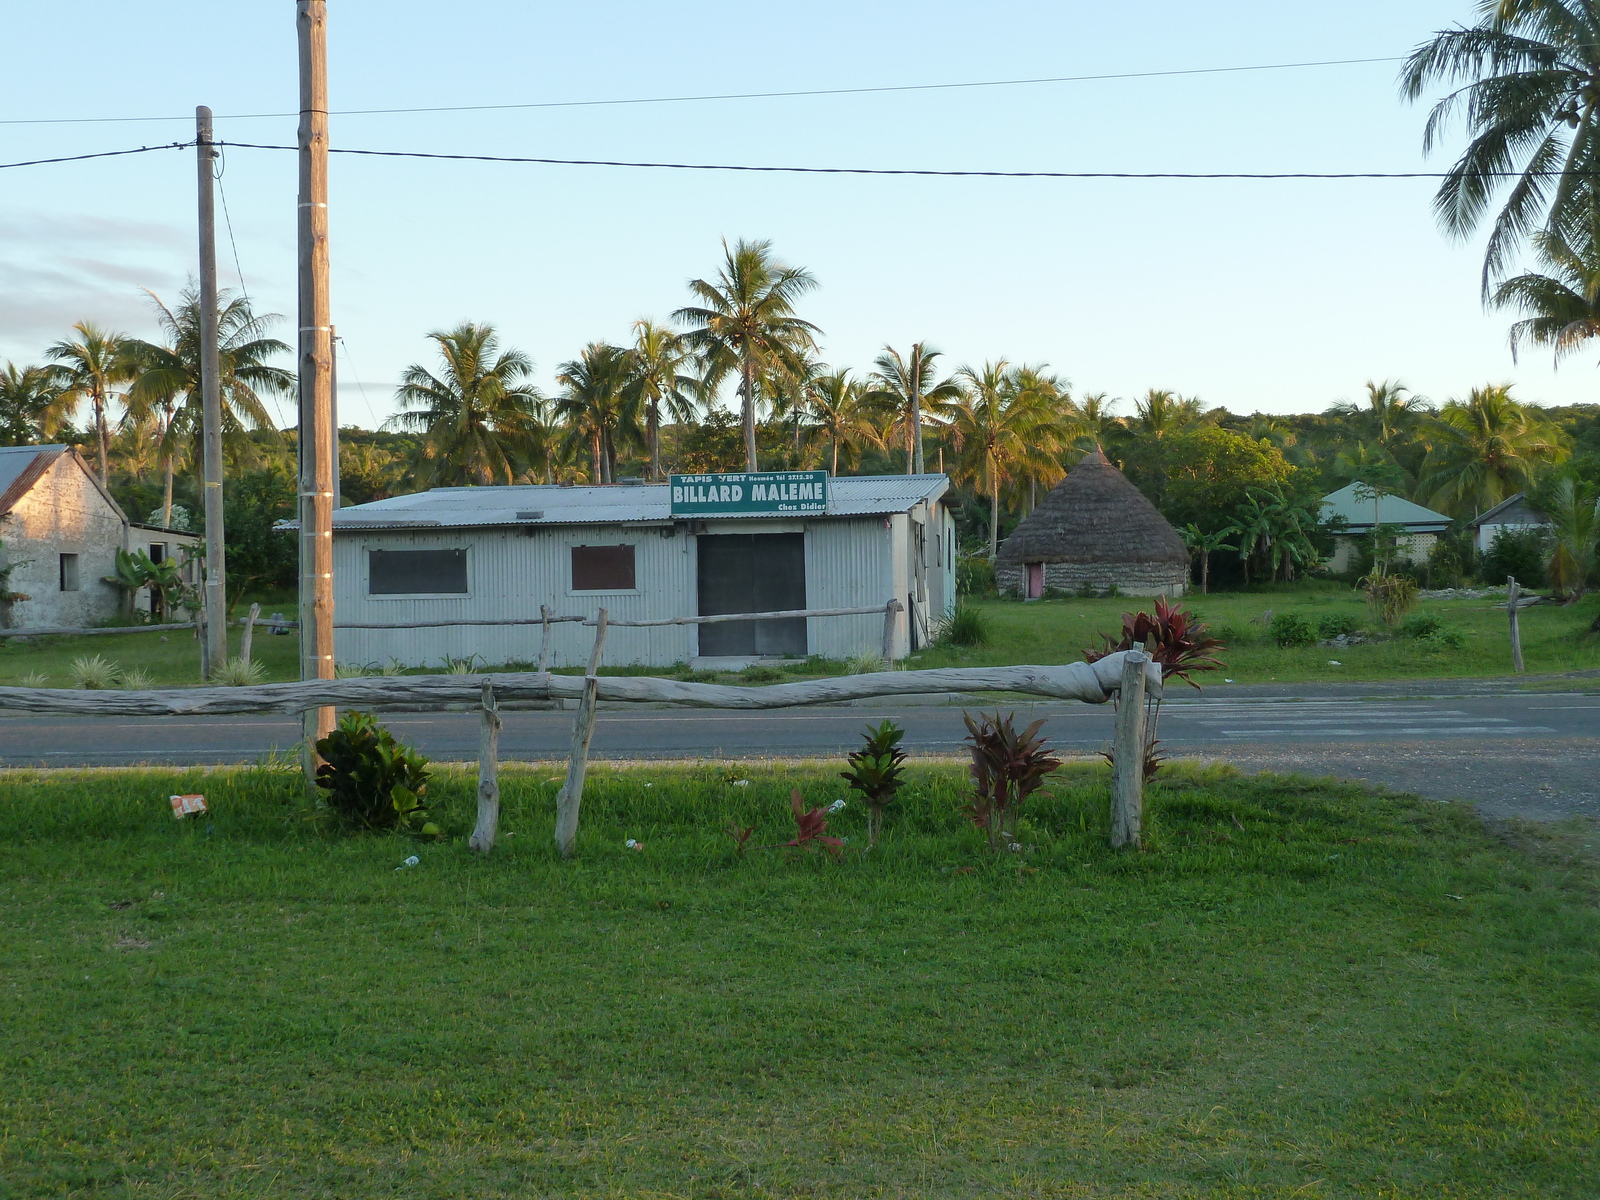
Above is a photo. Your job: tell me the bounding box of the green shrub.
[69,655,122,689]
[1398,613,1443,639]
[840,720,908,847]
[314,711,436,835]
[939,604,990,648]
[1316,613,1360,639]
[1480,527,1548,588]
[1418,625,1467,650]
[956,555,995,597]
[1269,612,1316,647]
[739,664,784,683]
[212,656,268,686]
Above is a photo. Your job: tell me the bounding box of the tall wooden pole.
[195,106,228,674]
[298,0,336,777]
[1109,650,1149,849]
[1507,576,1526,674]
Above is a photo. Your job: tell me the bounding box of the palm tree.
[46,322,133,484]
[866,343,964,474]
[1493,212,1600,363]
[947,361,1063,558]
[805,370,882,476]
[1326,381,1427,451]
[0,363,65,446]
[626,320,697,481]
[1182,524,1235,594]
[554,342,639,484]
[124,287,291,525]
[1544,474,1599,600]
[1132,389,1206,439]
[1421,385,1570,516]
[1077,393,1120,446]
[1401,0,1600,291]
[392,322,542,487]
[674,238,820,472]
[1006,365,1081,511]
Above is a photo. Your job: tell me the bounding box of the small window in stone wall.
[368,548,468,595]
[571,544,635,591]
[59,553,80,592]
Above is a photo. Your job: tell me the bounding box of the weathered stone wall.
[997,560,1188,599]
[0,455,127,628]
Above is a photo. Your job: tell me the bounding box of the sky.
[2,0,1596,428]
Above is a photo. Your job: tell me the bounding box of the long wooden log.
[333,616,587,630]
[1109,650,1149,849]
[583,603,896,629]
[0,622,199,639]
[555,609,609,858]
[0,653,1160,717]
[469,679,502,853]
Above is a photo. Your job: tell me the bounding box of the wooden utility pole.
[195,106,228,674]
[297,0,336,776]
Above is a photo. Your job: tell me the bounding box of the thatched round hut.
[997,448,1189,599]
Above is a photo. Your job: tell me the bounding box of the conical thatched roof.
[998,448,1188,565]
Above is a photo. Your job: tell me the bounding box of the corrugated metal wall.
[333,509,940,668]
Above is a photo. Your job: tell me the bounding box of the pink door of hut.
[1026,562,1044,599]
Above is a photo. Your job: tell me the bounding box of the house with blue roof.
[1320,482,1452,574]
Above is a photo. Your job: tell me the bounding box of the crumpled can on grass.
[169,794,207,819]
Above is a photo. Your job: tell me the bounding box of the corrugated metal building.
[323,475,956,669]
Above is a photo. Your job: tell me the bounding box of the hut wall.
[0,454,127,628]
[996,559,1187,599]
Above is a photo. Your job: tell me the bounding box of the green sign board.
[669,471,829,517]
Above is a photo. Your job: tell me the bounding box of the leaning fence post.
[469,678,503,854]
[1110,650,1149,849]
[197,612,210,680]
[880,599,900,670]
[538,603,551,674]
[1507,575,1525,674]
[239,602,261,665]
[555,608,609,858]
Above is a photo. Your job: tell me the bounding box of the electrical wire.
[0,142,191,170]
[0,55,1405,126]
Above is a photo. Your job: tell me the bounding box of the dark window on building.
[368,548,468,595]
[571,544,636,591]
[59,553,80,592]
[149,543,167,564]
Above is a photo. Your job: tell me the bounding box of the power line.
[212,141,1537,179]
[0,142,191,170]
[0,55,1405,126]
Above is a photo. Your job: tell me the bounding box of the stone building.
[997,448,1189,598]
[0,444,199,628]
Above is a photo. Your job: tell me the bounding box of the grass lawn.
[908,589,1600,685]
[1,585,1596,689]
[2,760,1596,1197]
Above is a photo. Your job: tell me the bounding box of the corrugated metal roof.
[1320,482,1450,532]
[0,444,66,516]
[1468,492,1548,528]
[317,474,950,531]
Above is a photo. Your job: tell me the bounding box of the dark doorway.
[697,533,807,656]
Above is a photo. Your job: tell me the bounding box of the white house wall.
[0,455,125,628]
[334,513,930,669]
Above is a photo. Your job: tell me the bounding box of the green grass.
[3,586,1596,689]
[2,761,1597,1197]
[909,589,1600,684]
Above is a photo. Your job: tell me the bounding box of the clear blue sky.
[2,0,1593,427]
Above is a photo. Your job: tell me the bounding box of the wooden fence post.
[197,613,210,680]
[469,678,502,854]
[240,602,261,665]
[1507,576,1525,674]
[1110,650,1149,849]
[538,603,551,674]
[880,599,900,670]
[554,608,609,858]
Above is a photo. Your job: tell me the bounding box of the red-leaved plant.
[1083,597,1225,689]
[963,711,1062,850]
[726,790,844,858]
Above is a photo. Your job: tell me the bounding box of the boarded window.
[368,548,468,595]
[59,553,80,592]
[571,544,635,591]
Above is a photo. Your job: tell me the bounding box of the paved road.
[3,687,1596,820]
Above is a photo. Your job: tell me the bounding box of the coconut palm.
[1420,384,1570,516]
[1544,474,1600,600]
[554,342,639,484]
[123,287,291,525]
[1006,365,1082,511]
[46,322,133,484]
[392,322,543,487]
[1132,389,1207,439]
[762,350,827,468]
[866,342,964,474]
[626,320,698,481]
[947,361,1065,558]
[805,370,882,476]
[674,238,820,471]
[1326,381,1428,450]
[0,362,65,446]
[1402,0,1600,291]
[1493,211,1600,362]
[1077,393,1120,446]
